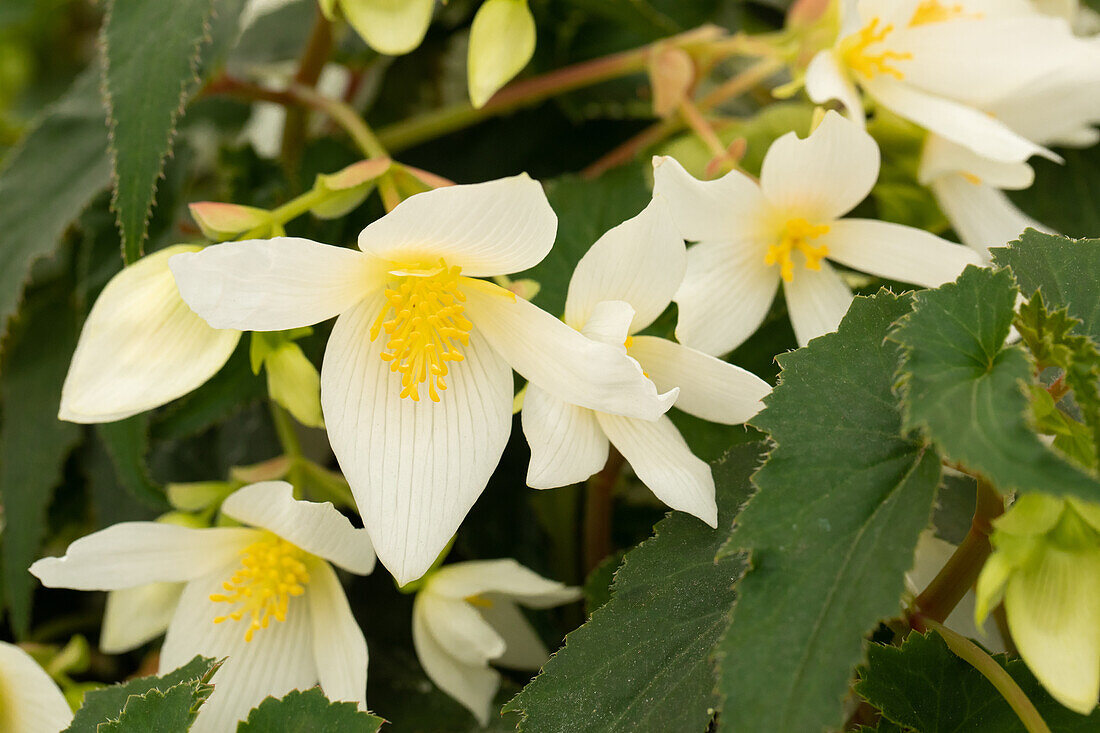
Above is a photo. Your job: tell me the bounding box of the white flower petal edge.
[100,582,185,654]
[0,641,72,733]
[59,245,241,424]
[221,481,375,574]
[307,560,369,710]
[169,237,381,331]
[930,176,1051,256]
[564,197,686,333]
[428,559,581,608]
[627,336,769,425]
[821,219,981,288]
[340,0,435,56]
[760,110,880,222]
[29,524,256,590]
[464,281,677,421]
[783,260,854,347]
[476,598,550,669]
[651,156,768,242]
[919,134,1035,190]
[596,413,717,527]
[356,174,557,277]
[419,594,507,664]
[805,50,865,124]
[521,383,609,489]
[320,295,514,586]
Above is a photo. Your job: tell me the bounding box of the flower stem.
[269,403,308,498]
[923,619,1052,733]
[584,448,625,575]
[281,7,333,173]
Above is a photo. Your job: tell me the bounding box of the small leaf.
[236,687,384,732]
[467,0,536,108]
[98,681,210,732]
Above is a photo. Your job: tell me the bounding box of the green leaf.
[237,688,384,732]
[0,67,110,342]
[98,681,211,732]
[715,291,942,732]
[95,414,168,510]
[66,655,220,732]
[858,631,1100,732]
[891,266,1100,501]
[504,444,761,732]
[0,285,82,636]
[101,0,217,262]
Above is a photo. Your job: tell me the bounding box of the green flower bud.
[467,0,536,108]
[250,331,325,429]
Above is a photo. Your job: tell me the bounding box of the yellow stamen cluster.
[765,218,831,282]
[465,594,495,609]
[210,534,310,642]
[909,1,978,26]
[371,260,471,402]
[841,18,912,80]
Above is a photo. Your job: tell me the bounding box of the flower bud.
[648,45,694,118]
[335,0,435,56]
[250,331,325,429]
[311,158,391,219]
[188,202,271,241]
[467,0,536,108]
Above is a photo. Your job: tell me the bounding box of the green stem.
[289,82,388,159]
[924,619,1052,733]
[269,403,308,497]
[281,7,334,173]
[583,449,625,576]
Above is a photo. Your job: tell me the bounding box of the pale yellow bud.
[467,0,536,108]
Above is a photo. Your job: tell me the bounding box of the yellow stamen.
[764,218,831,283]
[909,1,979,26]
[210,533,310,642]
[840,18,912,80]
[465,594,494,609]
[370,259,472,402]
[961,172,982,185]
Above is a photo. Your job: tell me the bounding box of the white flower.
[58,245,241,423]
[321,0,435,56]
[522,199,771,525]
[653,111,980,353]
[805,0,1097,163]
[0,641,72,733]
[412,559,580,725]
[168,175,676,584]
[30,482,375,732]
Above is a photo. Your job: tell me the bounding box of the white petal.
[341,0,434,55]
[428,559,582,608]
[320,295,513,585]
[783,261,854,347]
[356,174,557,277]
[673,240,779,356]
[579,300,634,345]
[521,383,608,489]
[464,281,677,421]
[100,582,185,654]
[760,110,879,221]
[30,524,255,591]
[865,77,1053,164]
[476,598,549,670]
[160,565,318,733]
[918,134,1034,190]
[420,594,507,664]
[805,50,865,123]
[169,238,379,331]
[412,594,500,726]
[220,481,375,574]
[627,336,770,425]
[822,218,981,288]
[596,413,717,527]
[564,198,685,332]
[59,245,241,423]
[651,156,769,242]
[307,559,368,708]
[930,175,1052,255]
[0,641,72,733]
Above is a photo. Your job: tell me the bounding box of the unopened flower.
[31,482,375,731]
[522,199,771,525]
[58,245,241,423]
[251,330,325,429]
[0,641,72,733]
[653,111,979,353]
[467,0,536,108]
[169,175,676,583]
[321,0,435,56]
[975,493,1100,715]
[412,559,579,724]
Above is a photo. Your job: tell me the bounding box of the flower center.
[840,18,912,80]
[765,218,831,282]
[371,259,472,402]
[908,1,978,26]
[210,533,310,642]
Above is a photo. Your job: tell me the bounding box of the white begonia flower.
[521,199,771,526]
[58,245,241,423]
[321,0,435,56]
[30,482,375,732]
[653,111,980,354]
[804,0,1099,164]
[412,559,580,725]
[0,642,73,733]
[168,175,677,584]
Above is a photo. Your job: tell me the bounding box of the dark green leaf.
[891,266,1100,501]
[101,0,216,262]
[95,415,168,510]
[66,655,220,732]
[858,631,1100,732]
[237,687,384,732]
[0,285,82,636]
[98,681,211,732]
[716,291,942,732]
[0,68,110,341]
[505,444,761,732]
